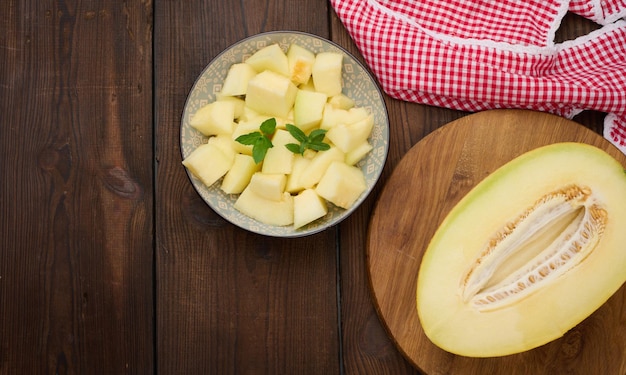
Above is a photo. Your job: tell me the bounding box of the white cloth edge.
[591,0,626,25]
[365,0,626,56]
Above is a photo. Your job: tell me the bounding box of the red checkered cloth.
[330,0,626,155]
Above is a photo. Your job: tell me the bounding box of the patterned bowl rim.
[180,30,390,238]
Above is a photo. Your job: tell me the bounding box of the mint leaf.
[285,124,307,142]
[252,138,272,164]
[235,132,262,145]
[235,119,278,164]
[308,142,330,152]
[258,135,273,151]
[285,143,303,154]
[309,129,327,143]
[285,124,330,156]
[260,118,277,135]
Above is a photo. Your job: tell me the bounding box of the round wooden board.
[367,109,626,374]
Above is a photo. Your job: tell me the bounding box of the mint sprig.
[235,118,277,163]
[285,124,330,155]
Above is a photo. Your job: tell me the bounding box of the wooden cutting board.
[367,109,626,374]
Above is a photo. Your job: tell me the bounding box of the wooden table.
[0,1,609,374]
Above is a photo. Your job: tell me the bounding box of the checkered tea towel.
[330,0,626,155]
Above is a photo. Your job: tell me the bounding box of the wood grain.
[367,110,626,375]
[0,1,616,374]
[154,1,341,374]
[0,0,154,373]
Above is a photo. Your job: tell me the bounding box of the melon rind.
[416,142,626,357]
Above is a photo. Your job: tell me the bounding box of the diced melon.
[220,63,257,96]
[182,142,234,187]
[287,44,316,85]
[299,146,345,189]
[234,188,294,226]
[245,43,289,76]
[328,93,355,110]
[320,104,369,130]
[240,105,262,122]
[184,42,379,230]
[285,110,294,124]
[190,100,235,136]
[293,89,327,133]
[245,70,298,119]
[216,96,246,120]
[221,154,261,194]
[326,115,374,153]
[285,154,311,193]
[298,77,316,92]
[315,161,366,209]
[247,172,287,201]
[417,142,626,358]
[312,52,343,96]
[345,141,373,165]
[320,104,346,130]
[294,189,328,229]
[346,107,371,123]
[262,129,297,174]
[208,134,236,162]
[302,149,317,160]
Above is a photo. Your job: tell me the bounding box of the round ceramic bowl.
[180,31,389,237]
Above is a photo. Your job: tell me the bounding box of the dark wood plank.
[1,0,612,374]
[154,1,340,374]
[0,0,154,373]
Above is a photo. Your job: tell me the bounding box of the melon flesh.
[416,142,626,358]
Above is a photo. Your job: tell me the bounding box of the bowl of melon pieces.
[181,31,389,237]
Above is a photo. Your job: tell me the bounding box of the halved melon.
[416,142,626,358]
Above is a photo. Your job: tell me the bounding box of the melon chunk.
[312,52,343,96]
[298,146,345,189]
[207,134,236,162]
[190,101,235,136]
[345,141,373,166]
[293,89,327,133]
[221,154,261,195]
[416,142,626,358]
[245,43,289,76]
[285,155,311,194]
[220,63,257,97]
[248,172,287,202]
[293,189,328,229]
[234,188,294,226]
[182,142,234,188]
[315,161,366,209]
[287,43,315,85]
[326,114,374,153]
[328,93,355,110]
[262,129,296,174]
[245,70,298,119]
